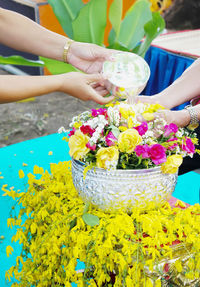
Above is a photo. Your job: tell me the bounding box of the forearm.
[0,8,67,61]
[155,58,200,109]
[0,75,61,103]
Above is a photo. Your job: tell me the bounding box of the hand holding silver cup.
[102,52,150,104]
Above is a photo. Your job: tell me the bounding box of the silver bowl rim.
[72,158,164,175]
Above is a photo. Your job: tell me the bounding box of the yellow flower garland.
[4,161,200,286]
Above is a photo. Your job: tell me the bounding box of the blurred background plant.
[0,0,166,74]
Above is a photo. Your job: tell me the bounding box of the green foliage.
[47,0,165,73]
[72,0,107,45]
[40,57,78,74]
[109,0,123,40]
[48,0,84,39]
[0,55,44,67]
[115,0,152,50]
[49,0,165,53]
[82,213,100,226]
[0,0,165,74]
[134,11,166,57]
[82,202,100,226]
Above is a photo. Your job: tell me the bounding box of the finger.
[91,82,107,89]
[97,89,109,96]
[88,88,114,105]
[95,86,107,92]
[85,73,104,84]
[91,82,100,89]
[96,95,115,104]
[92,85,111,97]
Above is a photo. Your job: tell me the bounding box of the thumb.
[88,87,114,105]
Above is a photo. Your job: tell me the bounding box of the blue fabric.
[144,46,195,110]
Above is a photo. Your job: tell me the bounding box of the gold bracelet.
[63,38,74,63]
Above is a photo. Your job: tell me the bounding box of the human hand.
[135,94,172,109]
[154,109,190,128]
[67,42,115,74]
[58,72,114,105]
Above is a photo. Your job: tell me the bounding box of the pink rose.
[80,125,95,136]
[167,137,178,151]
[91,108,107,118]
[164,123,178,137]
[68,127,76,137]
[134,122,148,136]
[135,144,150,158]
[181,138,195,154]
[149,144,167,165]
[105,131,117,146]
[86,142,97,151]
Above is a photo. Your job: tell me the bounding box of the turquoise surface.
[0,133,199,286]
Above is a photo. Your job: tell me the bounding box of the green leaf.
[83,202,90,214]
[109,0,122,39]
[48,0,84,38]
[117,0,152,50]
[108,28,116,46]
[40,57,78,75]
[0,55,44,67]
[136,12,165,57]
[110,125,120,138]
[72,0,107,45]
[69,217,77,230]
[82,213,99,227]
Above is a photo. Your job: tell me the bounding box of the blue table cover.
[144,46,195,110]
[0,47,198,286]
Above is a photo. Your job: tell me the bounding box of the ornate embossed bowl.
[71,159,178,212]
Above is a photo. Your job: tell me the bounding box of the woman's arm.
[137,58,200,109]
[0,7,66,62]
[0,73,114,104]
[154,58,200,109]
[0,8,115,73]
[154,104,200,128]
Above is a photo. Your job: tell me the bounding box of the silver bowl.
[102,52,150,101]
[71,159,178,212]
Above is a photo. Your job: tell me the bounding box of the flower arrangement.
[63,102,198,174]
[4,162,200,287]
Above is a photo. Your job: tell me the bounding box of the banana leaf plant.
[0,0,165,74]
[47,0,165,73]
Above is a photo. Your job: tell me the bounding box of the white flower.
[176,129,184,138]
[86,115,108,144]
[107,107,120,126]
[69,116,79,127]
[58,126,67,134]
[79,111,91,122]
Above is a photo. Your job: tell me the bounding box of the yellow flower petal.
[18,169,25,179]
[6,246,14,257]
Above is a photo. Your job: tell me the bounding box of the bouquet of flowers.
[62,102,198,174]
